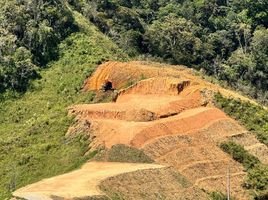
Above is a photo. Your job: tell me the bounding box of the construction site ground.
[13,61,268,200]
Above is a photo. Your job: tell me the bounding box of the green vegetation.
[0,0,79,92]
[0,9,126,199]
[0,0,267,199]
[220,141,268,198]
[215,94,268,198]
[1,0,268,101]
[209,191,234,200]
[220,141,260,169]
[68,0,268,101]
[94,144,154,163]
[215,93,268,145]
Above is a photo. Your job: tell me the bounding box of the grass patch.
[94,144,154,163]
[215,93,268,198]
[209,191,235,200]
[220,141,268,198]
[220,142,260,170]
[0,10,127,199]
[214,93,268,146]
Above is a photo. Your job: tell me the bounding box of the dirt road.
[13,162,164,200]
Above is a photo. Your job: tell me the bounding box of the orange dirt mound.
[83,61,189,91]
[67,61,256,199]
[84,107,229,149]
[70,76,204,122]
[84,61,257,104]
[69,94,202,122]
[117,77,191,96]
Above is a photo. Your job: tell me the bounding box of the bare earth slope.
[83,61,257,104]
[13,162,164,200]
[13,162,207,200]
[100,167,207,200]
[14,61,267,200]
[76,61,258,199]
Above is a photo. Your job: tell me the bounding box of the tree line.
[1,0,267,102]
[0,0,78,92]
[70,0,268,102]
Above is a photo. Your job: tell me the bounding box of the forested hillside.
[0,0,77,92]
[1,0,268,101]
[0,0,127,200]
[69,0,268,101]
[0,0,268,199]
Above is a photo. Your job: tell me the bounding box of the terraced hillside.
[13,61,268,200]
[74,61,267,199]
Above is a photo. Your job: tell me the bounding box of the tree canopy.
[71,0,268,101]
[0,0,78,92]
[1,0,268,101]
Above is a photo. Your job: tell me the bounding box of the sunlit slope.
[0,10,127,199]
[68,61,268,199]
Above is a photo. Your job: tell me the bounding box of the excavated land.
[100,167,207,200]
[13,162,164,200]
[77,61,259,199]
[13,162,207,200]
[14,61,267,200]
[83,61,257,104]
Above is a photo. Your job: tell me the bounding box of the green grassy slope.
[0,10,127,199]
[215,94,268,198]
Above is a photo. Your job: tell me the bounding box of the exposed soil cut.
[69,61,258,199]
[100,167,207,200]
[84,61,257,104]
[14,61,266,200]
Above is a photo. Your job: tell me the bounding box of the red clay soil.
[15,61,259,200]
[71,76,204,122]
[83,107,229,149]
[74,61,258,199]
[84,61,257,104]
[70,93,202,122]
[83,61,188,91]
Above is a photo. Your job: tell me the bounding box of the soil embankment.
[14,61,264,200]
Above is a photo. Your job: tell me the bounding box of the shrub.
[220,141,268,195]
[215,93,268,146]
[220,142,260,170]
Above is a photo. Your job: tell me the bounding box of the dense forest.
[0,0,78,92]
[69,0,268,102]
[0,0,268,102]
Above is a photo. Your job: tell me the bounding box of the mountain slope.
[0,9,127,199]
[1,2,268,200]
[20,60,268,200]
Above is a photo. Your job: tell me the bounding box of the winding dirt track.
[13,162,164,200]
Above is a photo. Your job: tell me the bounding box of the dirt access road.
[13,162,164,200]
